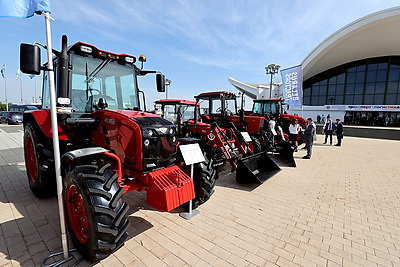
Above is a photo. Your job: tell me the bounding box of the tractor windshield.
[70,54,139,112]
[162,104,197,123]
[199,98,236,115]
[253,101,283,118]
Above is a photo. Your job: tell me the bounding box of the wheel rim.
[25,133,37,182]
[66,184,89,244]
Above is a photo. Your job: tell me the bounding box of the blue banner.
[280,65,303,106]
[0,0,51,18]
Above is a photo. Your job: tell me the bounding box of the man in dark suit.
[302,118,316,159]
[323,119,335,145]
[335,118,344,146]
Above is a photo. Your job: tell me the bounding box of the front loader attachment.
[275,141,297,167]
[235,152,281,184]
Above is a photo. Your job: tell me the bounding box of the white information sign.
[179,143,205,165]
[240,132,252,142]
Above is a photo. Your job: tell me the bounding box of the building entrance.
[346,111,400,126]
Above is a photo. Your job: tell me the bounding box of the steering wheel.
[215,107,222,113]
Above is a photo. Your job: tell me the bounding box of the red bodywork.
[186,122,254,171]
[28,109,194,212]
[27,110,70,140]
[91,110,194,211]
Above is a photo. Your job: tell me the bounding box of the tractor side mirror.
[20,43,41,75]
[156,74,166,92]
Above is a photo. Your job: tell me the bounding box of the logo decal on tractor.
[207,133,215,140]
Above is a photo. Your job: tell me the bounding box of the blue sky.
[0,0,399,108]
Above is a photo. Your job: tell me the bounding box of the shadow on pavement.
[0,147,153,266]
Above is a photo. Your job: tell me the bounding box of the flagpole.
[3,71,7,111]
[19,71,23,103]
[43,11,70,260]
[34,76,37,103]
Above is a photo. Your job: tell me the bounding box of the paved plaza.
[0,126,399,266]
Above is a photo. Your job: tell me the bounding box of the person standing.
[321,114,325,123]
[302,118,316,159]
[335,118,344,146]
[323,119,335,145]
[269,116,277,145]
[289,118,302,151]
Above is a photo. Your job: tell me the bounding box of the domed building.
[230,7,400,126]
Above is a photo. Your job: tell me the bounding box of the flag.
[0,64,5,79]
[280,65,303,106]
[0,0,51,18]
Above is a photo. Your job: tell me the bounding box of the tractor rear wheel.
[24,121,56,198]
[189,155,218,209]
[63,163,130,263]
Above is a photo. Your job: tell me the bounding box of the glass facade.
[303,56,400,106]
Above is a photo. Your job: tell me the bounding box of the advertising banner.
[280,65,303,106]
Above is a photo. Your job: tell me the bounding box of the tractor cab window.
[70,54,139,112]
[42,71,50,109]
[162,104,177,123]
[180,104,197,121]
[253,101,282,118]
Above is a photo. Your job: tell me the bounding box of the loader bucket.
[235,152,281,184]
[275,141,297,167]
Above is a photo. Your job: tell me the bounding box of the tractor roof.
[253,98,284,102]
[196,91,236,100]
[154,99,198,106]
[68,42,137,64]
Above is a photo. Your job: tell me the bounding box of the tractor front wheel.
[63,163,130,263]
[189,155,218,209]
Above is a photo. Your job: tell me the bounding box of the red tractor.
[192,91,298,167]
[20,35,201,262]
[251,98,306,143]
[156,92,281,184]
[154,99,199,137]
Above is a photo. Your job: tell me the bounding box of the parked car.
[0,111,23,125]
[9,105,40,112]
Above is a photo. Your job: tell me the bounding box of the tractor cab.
[195,91,238,125]
[252,98,306,129]
[154,99,199,136]
[252,98,285,119]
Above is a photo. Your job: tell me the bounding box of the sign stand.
[178,143,205,220]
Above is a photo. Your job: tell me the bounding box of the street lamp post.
[165,79,171,99]
[265,64,280,99]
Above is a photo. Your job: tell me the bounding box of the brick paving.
[0,126,400,266]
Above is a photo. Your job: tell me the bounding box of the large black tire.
[24,121,56,198]
[250,135,262,153]
[63,163,130,263]
[184,155,218,209]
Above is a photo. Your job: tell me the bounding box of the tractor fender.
[23,110,70,140]
[61,147,109,162]
[61,147,123,179]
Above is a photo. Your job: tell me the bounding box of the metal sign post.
[179,143,205,220]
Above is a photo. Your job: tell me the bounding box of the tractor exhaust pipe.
[58,35,68,99]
